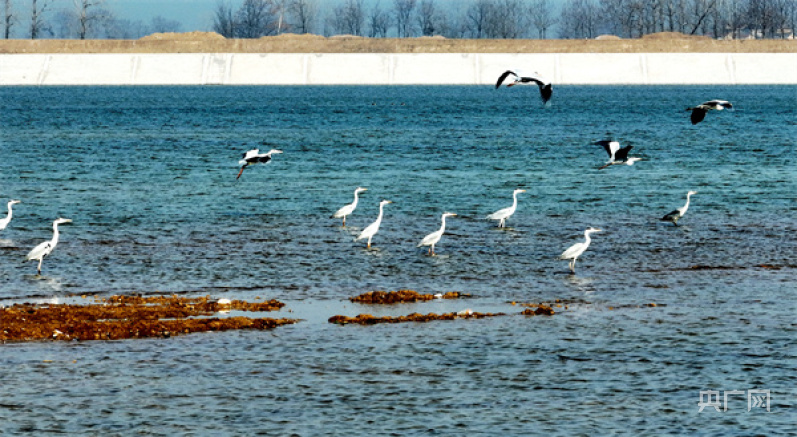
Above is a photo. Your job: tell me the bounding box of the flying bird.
[495,70,553,104]
[26,217,72,275]
[487,189,526,228]
[595,140,642,170]
[0,199,20,232]
[686,100,733,124]
[661,191,698,226]
[418,212,457,256]
[356,200,392,249]
[332,187,367,226]
[237,149,282,179]
[559,227,601,273]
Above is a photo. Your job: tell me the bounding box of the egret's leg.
[367,237,372,248]
[37,258,43,274]
[342,216,346,226]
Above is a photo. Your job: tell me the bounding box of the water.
[0,85,795,435]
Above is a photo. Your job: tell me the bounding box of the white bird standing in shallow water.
[332,187,367,226]
[595,140,642,170]
[26,218,72,275]
[686,100,733,125]
[418,212,457,255]
[487,189,526,228]
[661,191,698,226]
[495,70,553,104]
[0,199,21,232]
[236,149,282,180]
[356,200,392,248]
[559,227,601,274]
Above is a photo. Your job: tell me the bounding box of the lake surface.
[0,85,795,435]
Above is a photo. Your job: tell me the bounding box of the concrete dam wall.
[1,52,795,85]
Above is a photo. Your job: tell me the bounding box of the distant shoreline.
[1,32,795,54]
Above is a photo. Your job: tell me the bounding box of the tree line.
[2,0,795,40]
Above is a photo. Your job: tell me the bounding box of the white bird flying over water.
[595,140,642,170]
[332,187,367,226]
[356,200,392,249]
[418,212,457,255]
[0,199,20,232]
[559,227,601,273]
[495,70,553,104]
[26,217,72,275]
[237,149,282,180]
[487,189,526,228]
[661,191,697,226]
[686,100,733,125]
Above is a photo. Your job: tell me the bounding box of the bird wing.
[27,241,51,260]
[538,83,553,104]
[615,145,633,161]
[690,107,707,124]
[243,149,259,159]
[661,209,681,221]
[495,70,516,88]
[256,155,272,163]
[356,222,379,240]
[486,207,512,220]
[560,242,585,260]
[332,203,354,218]
[595,140,613,157]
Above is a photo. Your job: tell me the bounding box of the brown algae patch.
[349,290,468,304]
[329,311,507,325]
[1,295,296,342]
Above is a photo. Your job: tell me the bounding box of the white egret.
[0,199,21,232]
[26,218,72,275]
[686,100,733,124]
[356,200,392,248]
[661,191,698,226]
[418,212,457,255]
[236,149,282,180]
[559,227,601,274]
[495,70,553,104]
[487,189,526,228]
[595,140,642,170]
[332,187,367,226]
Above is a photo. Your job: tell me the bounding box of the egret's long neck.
[376,204,385,224]
[5,202,12,221]
[352,191,360,209]
[439,216,448,233]
[682,193,693,214]
[51,222,61,247]
[512,192,519,209]
[583,230,593,246]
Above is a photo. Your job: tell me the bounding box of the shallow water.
[0,85,795,435]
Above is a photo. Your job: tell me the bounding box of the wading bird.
[237,149,282,180]
[418,212,457,255]
[559,227,601,274]
[487,189,526,228]
[595,140,642,170]
[495,70,553,104]
[0,199,20,232]
[26,218,72,275]
[356,200,392,249]
[332,187,367,226]
[686,100,733,125]
[661,191,698,226]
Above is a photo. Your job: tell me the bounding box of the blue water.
[0,85,795,435]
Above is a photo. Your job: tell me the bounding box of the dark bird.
[595,140,642,170]
[686,100,733,124]
[495,70,553,104]
[661,191,698,225]
[237,149,282,180]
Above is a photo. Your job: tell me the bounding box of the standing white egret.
[661,191,698,226]
[236,149,282,180]
[356,200,392,248]
[487,189,526,228]
[0,199,21,232]
[26,218,72,275]
[686,100,733,124]
[418,212,457,255]
[332,187,367,226]
[495,70,553,104]
[559,227,601,273]
[595,140,642,170]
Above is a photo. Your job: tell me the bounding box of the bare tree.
[465,0,491,37]
[368,1,391,36]
[3,0,14,38]
[103,17,148,39]
[329,0,364,35]
[150,15,182,33]
[393,0,416,37]
[72,0,106,39]
[484,0,527,38]
[530,0,558,37]
[213,1,236,37]
[290,0,317,34]
[30,0,54,39]
[560,0,599,38]
[236,0,278,38]
[417,0,437,35]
